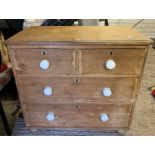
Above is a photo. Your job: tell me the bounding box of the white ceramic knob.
[100,114,109,122]
[46,112,55,121]
[43,87,52,96]
[40,59,49,70]
[102,88,112,97]
[105,59,116,70]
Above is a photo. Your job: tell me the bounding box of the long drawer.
[10,48,76,75]
[24,104,131,128]
[17,76,138,104]
[80,48,146,76]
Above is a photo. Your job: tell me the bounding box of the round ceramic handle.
[46,112,55,121]
[40,59,49,70]
[102,88,112,97]
[43,87,53,96]
[105,59,116,70]
[100,114,109,122]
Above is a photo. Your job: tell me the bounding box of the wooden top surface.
[6,26,152,45]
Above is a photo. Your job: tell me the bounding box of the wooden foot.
[117,129,128,135]
[30,128,38,132]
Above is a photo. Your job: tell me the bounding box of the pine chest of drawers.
[6,26,152,130]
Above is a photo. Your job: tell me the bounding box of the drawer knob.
[43,87,53,96]
[100,114,109,122]
[47,112,55,121]
[40,59,49,70]
[102,87,112,97]
[105,59,116,70]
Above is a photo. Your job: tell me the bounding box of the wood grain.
[12,118,122,135]
[80,48,147,76]
[10,48,76,75]
[23,103,131,128]
[6,26,152,130]
[6,26,152,45]
[17,76,138,104]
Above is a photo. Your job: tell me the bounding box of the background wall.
[101,19,155,38]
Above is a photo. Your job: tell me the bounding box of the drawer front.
[18,76,137,103]
[11,48,76,75]
[24,104,131,128]
[80,49,147,75]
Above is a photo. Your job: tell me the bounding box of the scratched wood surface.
[10,48,76,75]
[23,104,131,128]
[3,47,154,136]
[6,26,152,130]
[12,118,122,136]
[17,76,137,104]
[80,48,147,76]
[6,26,152,45]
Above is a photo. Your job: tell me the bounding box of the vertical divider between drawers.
[75,49,79,75]
[78,49,82,75]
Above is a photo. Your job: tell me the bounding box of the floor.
[126,47,155,135]
[0,80,18,136]
[0,47,155,136]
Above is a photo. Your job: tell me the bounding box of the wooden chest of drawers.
[6,26,152,129]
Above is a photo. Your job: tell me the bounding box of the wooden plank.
[10,48,76,75]
[6,26,152,45]
[23,104,131,128]
[17,76,137,104]
[7,44,149,49]
[80,48,147,76]
[12,118,122,135]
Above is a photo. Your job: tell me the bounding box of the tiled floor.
[0,47,155,136]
